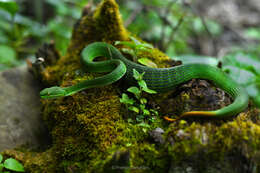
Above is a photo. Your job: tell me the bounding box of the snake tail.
[160,65,249,121]
[163,111,217,122]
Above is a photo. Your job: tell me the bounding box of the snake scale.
[40,42,249,121]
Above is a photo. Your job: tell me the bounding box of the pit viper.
[40,42,249,121]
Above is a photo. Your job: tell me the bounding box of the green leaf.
[0,45,16,65]
[138,80,147,88]
[128,106,139,113]
[139,104,145,111]
[127,87,141,98]
[0,154,3,163]
[142,87,157,94]
[133,69,140,80]
[140,98,147,104]
[114,41,136,49]
[244,28,260,40]
[127,86,140,94]
[133,69,144,81]
[0,0,18,17]
[3,158,24,172]
[143,109,150,115]
[137,80,157,93]
[138,58,158,68]
[121,48,135,57]
[120,93,135,105]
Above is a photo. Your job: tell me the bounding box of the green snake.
[40,42,248,121]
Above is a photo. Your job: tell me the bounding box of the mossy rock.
[1,0,260,172]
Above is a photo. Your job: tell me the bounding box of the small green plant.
[0,154,25,173]
[120,69,158,124]
[115,37,157,68]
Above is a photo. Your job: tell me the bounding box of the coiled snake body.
[40,42,248,121]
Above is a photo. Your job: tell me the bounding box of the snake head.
[40,86,66,99]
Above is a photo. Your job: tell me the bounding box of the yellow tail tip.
[163,111,216,122]
[181,111,216,117]
[163,116,179,122]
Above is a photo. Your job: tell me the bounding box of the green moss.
[93,0,129,42]
[2,149,58,173]
[129,143,169,173]
[165,110,260,165]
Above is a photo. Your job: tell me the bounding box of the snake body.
[40,42,248,121]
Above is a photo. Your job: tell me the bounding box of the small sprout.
[120,69,158,126]
[138,58,158,68]
[142,87,157,94]
[138,80,147,89]
[127,87,141,99]
[133,69,144,81]
[120,93,135,105]
[0,154,25,172]
[128,106,139,113]
[143,109,150,116]
[140,98,147,104]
